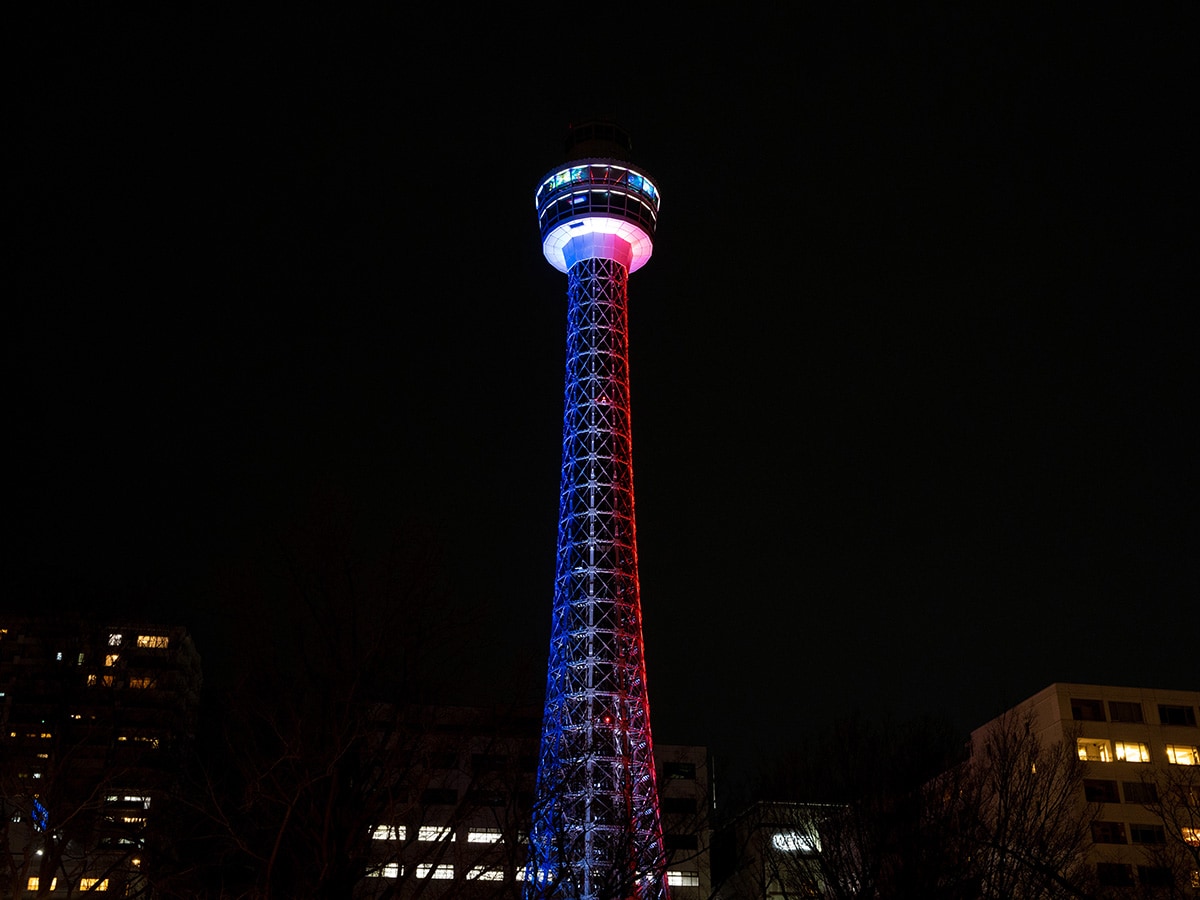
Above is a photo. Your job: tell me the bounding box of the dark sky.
[11,8,1197,778]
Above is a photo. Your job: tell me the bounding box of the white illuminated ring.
[541,216,654,274]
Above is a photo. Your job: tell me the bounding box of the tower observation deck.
[525,122,668,900]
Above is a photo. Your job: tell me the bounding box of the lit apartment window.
[106,795,151,809]
[415,864,454,879]
[27,878,58,890]
[104,654,120,667]
[80,877,110,890]
[1166,744,1200,765]
[1159,705,1198,727]
[467,827,503,843]
[367,863,400,878]
[371,825,406,841]
[117,734,160,748]
[467,867,504,881]
[129,676,156,689]
[108,634,122,647]
[1078,738,1112,762]
[1115,741,1151,762]
[668,871,700,887]
[417,826,454,842]
[1183,827,1200,847]
[136,635,169,649]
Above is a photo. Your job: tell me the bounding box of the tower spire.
[525,123,668,900]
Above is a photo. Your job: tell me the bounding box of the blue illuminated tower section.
[526,123,668,900]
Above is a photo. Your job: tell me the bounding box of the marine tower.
[526,122,668,900]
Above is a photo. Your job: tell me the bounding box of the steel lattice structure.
[526,123,669,900]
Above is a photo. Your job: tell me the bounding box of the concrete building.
[0,615,202,896]
[972,682,1200,893]
[358,705,711,898]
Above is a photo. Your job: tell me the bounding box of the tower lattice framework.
[526,123,668,900]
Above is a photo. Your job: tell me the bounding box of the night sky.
[11,8,1197,779]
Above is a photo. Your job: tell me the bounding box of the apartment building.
[972,682,1200,893]
[0,616,202,896]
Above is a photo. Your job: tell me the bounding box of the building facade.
[0,616,202,896]
[972,682,1200,893]
[359,706,711,898]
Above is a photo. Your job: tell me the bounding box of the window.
[421,788,457,805]
[1114,741,1150,762]
[417,826,454,842]
[1122,781,1159,803]
[136,635,168,649]
[129,677,156,689]
[1131,824,1166,844]
[664,761,697,780]
[467,789,507,807]
[1096,863,1134,886]
[1183,826,1200,847]
[1137,866,1174,887]
[1166,744,1200,765]
[668,871,700,887]
[415,864,453,879]
[27,878,58,891]
[467,867,504,881]
[1109,700,1144,723]
[104,654,120,667]
[108,633,122,646]
[1092,821,1127,844]
[371,825,405,841]
[471,753,506,772]
[665,834,698,851]
[1159,704,1197,726]
[368,863,400,878]
[1084,779,1120,803]
[80,877,110,890]
[1071,698,1106,721]
[1077,738,1112,761]
[663,797,697,815]
[467,827,503,843]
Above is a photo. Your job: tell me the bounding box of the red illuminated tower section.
[525,123,668,900]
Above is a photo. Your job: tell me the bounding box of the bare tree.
[964,710,1099,900]
[722,711,1100,900]
[1128,761,1200,898]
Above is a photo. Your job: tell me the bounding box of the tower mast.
[526,122,668,900]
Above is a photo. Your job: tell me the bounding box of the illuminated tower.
[526,122,668,900]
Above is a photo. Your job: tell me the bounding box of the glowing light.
[773,829,820,853]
